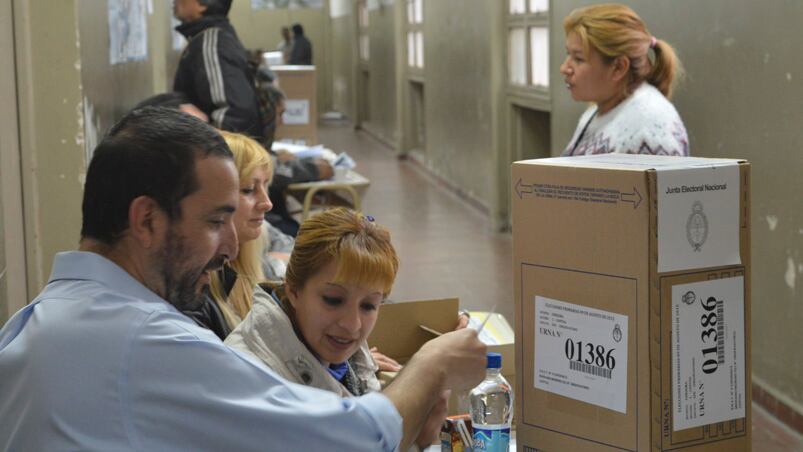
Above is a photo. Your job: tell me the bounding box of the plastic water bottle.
[470,352,514,452]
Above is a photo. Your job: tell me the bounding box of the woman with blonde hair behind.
[183,131,274,339]
[560,3,689,156]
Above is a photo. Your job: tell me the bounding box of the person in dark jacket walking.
[173,0,262,137]
[287,23,313,65]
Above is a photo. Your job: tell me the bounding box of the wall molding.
[753,376,803,434]
[404,151,490,218]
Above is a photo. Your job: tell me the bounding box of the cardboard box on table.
[273,65,317,145]
[368,299,515,416]
[512,154,751,451]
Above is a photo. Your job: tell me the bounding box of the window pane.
[408,32,415,67]
[360,35,370,60]
[530,27,549,87]
[415,31,424,68]
[414,0,423,23]
[529,0,548,13]
[359,5,369,28]
[510,0,526,14]
[407,0,414,24]
[509,28,527,85]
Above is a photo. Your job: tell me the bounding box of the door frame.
[0,0,30,321]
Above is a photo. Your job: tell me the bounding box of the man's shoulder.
[32,278,207,339]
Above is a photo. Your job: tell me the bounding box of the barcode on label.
[716,299,725,364]
[569,360,612,379]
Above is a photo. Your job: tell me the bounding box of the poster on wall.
[108,0,148,65]
[81,97,101,164]
[251,0,324,10]
[329,0,350,18]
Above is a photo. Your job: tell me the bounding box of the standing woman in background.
[560,3,689,156]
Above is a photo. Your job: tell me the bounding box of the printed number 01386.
[564,339,616,370]
[700,296,720,375]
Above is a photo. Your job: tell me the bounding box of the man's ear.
[128,196,167,249]
[611,55,631,82]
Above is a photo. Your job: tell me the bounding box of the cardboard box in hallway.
[512,155,751,451]
[273,65,317,145]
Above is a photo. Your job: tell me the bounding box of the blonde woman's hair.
[564,3,683,98]
[209,131,272,326]
[285,208,399,298]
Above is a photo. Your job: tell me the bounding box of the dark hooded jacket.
[174,15,261,137]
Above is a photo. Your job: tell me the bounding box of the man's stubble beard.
[160,227,208,312]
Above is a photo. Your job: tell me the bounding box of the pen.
[475,303,497,335]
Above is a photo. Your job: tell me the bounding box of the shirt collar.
[48,251,172,309]
[175,15,229,39]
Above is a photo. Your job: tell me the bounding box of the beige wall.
[0,0,25,323]
[329,5,355,118]
[13,0,86,296]
[359,3,398,145]
[549,0,803,410]
[229,2,331,112]
[77,1,157,150]
[417,0,495,210]
[1,0,181,315]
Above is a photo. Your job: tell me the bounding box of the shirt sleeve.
[270,158,322,190]
[199,28,261,134]
[123,311,402,452]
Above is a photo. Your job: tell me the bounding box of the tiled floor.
[317,120,803,451]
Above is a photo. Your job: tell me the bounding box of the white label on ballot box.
[534,296,628,414]
[656,162,740,273]
[283,99,310,125]
[671,277,745,431]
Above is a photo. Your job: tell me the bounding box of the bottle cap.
[486,352,502,369]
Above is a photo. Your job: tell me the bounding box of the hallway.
[318,120,803,451]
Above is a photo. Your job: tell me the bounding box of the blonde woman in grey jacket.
[226,208,446,449]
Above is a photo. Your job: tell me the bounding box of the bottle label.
[472,426,510,452]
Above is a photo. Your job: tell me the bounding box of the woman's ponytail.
[647,39,683,99]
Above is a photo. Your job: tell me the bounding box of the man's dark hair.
[132,92,190,111]
[200,0,232,16]
[292,23,304,36]
[81,107,233,245]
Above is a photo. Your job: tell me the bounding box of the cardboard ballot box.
[369,298,458,372]
[273,65,317,145]
[368,299,515,415]
[512,155,751,451]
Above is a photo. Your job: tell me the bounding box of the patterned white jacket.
[563,82,689,157]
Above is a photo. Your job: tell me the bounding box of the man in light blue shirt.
[0,107,486,451]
